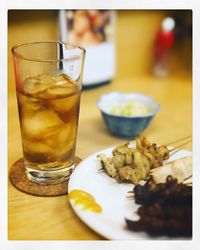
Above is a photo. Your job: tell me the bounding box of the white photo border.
[1,0,200,249]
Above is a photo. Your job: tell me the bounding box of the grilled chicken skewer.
[97,136,191,185]
[150,156,192,184]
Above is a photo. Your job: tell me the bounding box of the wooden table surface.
[8,74,192,240]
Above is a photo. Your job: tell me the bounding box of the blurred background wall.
[116,10,192,78]
[8,10,192,93]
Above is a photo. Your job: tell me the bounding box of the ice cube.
[58,120,77,151]
[55,74,77,86]
[23,76,47,96]
[22,139,54,155]
[46,85,75,97]
[23,74,79,99]
[38,74,56,85]
[23,74,59,96]
[44,123,70,148]
[44,122,76,160]
[20,97,47,116]
[48,92,80,114]
[44,73,79,98]
[58,123,73,144]
[22,109,63,139]
[55,139,75,161]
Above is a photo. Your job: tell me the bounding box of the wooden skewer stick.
[97,168,104,173]
[183,181,192,186]
[182,175,192,182]
[169,138,192,153]
[165,135,192,147]
[126,195,134,199]
[127,190,134,193]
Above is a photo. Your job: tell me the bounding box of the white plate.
[68,146,192,240]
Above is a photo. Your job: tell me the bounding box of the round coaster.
[9,157,82,197]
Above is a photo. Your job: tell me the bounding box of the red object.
[155,30,175,62]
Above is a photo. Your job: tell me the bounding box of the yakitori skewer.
[98,168,104,173]
[97,136,192,185]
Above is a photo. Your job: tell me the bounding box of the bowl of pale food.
[97,92,160,139]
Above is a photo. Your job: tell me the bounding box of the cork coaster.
[9,157,82,197]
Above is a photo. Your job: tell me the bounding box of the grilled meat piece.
[126,176,192,237]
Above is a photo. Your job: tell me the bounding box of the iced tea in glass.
[12,42,85,184]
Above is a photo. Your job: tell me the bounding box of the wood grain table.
[8,74,192,240]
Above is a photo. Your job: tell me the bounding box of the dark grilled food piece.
[126,176,192,237]
[134,176,192,205]
[126,213,192,237]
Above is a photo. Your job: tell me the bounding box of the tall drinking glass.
[12,42,85,185]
